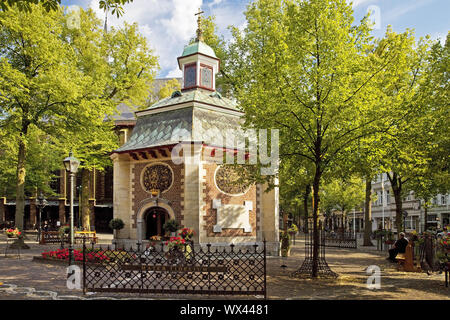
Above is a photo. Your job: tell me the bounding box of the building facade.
[371,173,449,233]
[110,37,280,254]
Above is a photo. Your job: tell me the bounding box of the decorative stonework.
[213,199,253,233]
[214,165,250,196]
[140,163,173,194]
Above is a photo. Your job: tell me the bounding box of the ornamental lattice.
[142,164,173,193]
[215,165,249,195]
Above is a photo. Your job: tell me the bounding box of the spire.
[195,7,205,42]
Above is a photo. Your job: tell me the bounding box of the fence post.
[82,237,86,295]
[263,239,267,300]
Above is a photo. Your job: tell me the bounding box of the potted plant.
[288,224,298,236]
[58,225,70,241]
[6,228,21,238]
[109,218,125,239]
[163,219,180,237]
[165,236,188,263]
[280,231,291,257]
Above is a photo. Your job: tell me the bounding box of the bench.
[74,231,98,244]
[40,231,68,245]
[395,241,420,272]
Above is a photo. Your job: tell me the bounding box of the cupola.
[177,8,220,92]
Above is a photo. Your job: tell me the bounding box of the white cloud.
[384,0,434,22]
[166,67,183,78]
[88,0,203,77]
[209,2,247,41]
[347,0,375,9]
[208,0,224,7]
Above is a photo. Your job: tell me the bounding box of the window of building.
[184,63,197,88]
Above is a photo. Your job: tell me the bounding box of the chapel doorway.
[144,207,169,239]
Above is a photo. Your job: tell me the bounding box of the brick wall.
[202,163,257,238]
[131,160,184,229]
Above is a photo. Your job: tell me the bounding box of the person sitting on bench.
[388,232,409,262]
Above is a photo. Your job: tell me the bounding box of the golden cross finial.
[195,7,205,42]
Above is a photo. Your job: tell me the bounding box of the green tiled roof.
[147,89,241,112]
[181,41,217,58]
[115,107,192,153]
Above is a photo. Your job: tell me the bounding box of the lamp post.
[63,151,80,266]
[36,192,48,243]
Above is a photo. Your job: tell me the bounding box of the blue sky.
[61,0,450,78]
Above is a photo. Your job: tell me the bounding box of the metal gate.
[324,232,357,249]
[82,240,266,298]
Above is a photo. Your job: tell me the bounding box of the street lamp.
[36,192,48,243]
[63,151,80,266]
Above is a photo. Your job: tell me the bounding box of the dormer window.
[184,63,197,88]
[200,64,213,89]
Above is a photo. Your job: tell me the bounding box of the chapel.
[110,11,279,255]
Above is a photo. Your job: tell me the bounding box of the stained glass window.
[184,64,196,88]
[200,65,212,89]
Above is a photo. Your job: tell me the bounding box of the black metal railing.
[82,240,266,298]
[324,231,357,249]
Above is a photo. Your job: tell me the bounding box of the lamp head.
[63,151,80,174]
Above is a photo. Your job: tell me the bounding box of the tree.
[409,33,450,231]
[61,13,158,230]
[376,32,435,233]
[229,0,413,277]
[0,4,158,231]
[0,0,133,14]
[321,176,365,231]
[158,78,181,100]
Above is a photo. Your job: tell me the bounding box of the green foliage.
[288,224,298,233]
[0,3,158,228]
[321,176,365,215]
[158,78,181,100]
[0,0,133,15]
[163,219,180,233]
[109,218,125,230]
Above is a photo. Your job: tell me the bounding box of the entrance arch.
[136,198,175,242]
[144,207,168,239]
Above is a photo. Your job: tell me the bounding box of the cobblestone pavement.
[0,233,448,300]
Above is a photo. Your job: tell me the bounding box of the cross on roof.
[195,7,204,42]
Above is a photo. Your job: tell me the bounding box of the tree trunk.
[389,173,403,235]
[312,166,321,278]
[424,203,428,232]
[15,136,27,231]
[81,168,91,230]
[303,184,310,234]
[363,177,374,246]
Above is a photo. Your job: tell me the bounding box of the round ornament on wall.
[141,163,173,194]
[214,165,250,196]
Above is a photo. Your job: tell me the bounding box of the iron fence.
[82,240,266,298]
[324,231,357,249]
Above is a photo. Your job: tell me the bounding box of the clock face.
[200,66,212,88]
[184,65,196,88]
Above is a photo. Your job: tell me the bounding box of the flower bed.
[41,248,110,263]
